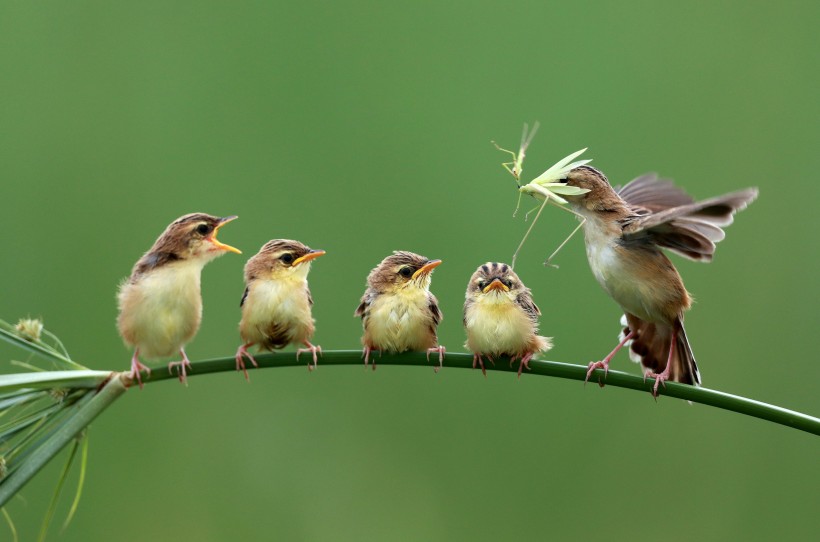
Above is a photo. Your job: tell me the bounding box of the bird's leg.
[235,342,258,381]
[362,346,379,370]
[129,349,151,390]
[508,355,518,369]
[426,345,446,373]
[472,353,486,376]
[168,349,193,385]
[585,330,635,386]
[644,332,676,398]
[297,341,322,371]
[517,352,534,378]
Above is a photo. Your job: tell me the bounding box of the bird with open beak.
[463,262,552,377]
[555,166,758,395]
[117,213,241,388]
[355,251,445,371]
[235,239,326,378]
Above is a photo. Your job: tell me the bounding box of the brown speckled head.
[365,251,441,293]
[466,262,523,296]
[243,239,325,282]
[563,166,624,212]
[464,262,540,323]
[129,213,240,279]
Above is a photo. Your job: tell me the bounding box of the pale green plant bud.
[15,317,44,342]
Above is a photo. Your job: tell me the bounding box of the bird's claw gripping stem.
[426,345,446,373]
[297,342,322,371]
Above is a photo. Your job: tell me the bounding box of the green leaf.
[37,434,82,542]
[1,507,18,542]
[61,433,88,532]
[0,372,112,393]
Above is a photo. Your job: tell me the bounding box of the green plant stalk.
[140,350,819,436]
[0,375,126,508]
[1,351,816,512]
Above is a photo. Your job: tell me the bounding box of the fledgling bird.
[355,251,446,371]
[559,167,757,395]
[117,213,241,388]
[235,239,326,378]
[463,262,552,377]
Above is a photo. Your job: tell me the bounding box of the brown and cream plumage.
[354,251,445,371]
[463,262,551,377]
[235,239,326,378]
[117,213,241,387]
[560,166,757,394]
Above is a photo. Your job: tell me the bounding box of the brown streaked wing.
[515,290,541,322]
[354,290,373,318]
[428,293,443,327]
[622,188,758,261]
[616,173,695,211]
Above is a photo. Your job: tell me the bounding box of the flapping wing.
[617,173,695,211]
[622,188,758,261]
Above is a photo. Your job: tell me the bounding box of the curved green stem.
[140,350,820,436]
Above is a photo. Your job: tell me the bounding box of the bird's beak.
[482,278,509,293]
[210,216,242,254]
[293,249,326,266]
[411,259,442,279]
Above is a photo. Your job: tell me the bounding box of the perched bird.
[463,262,552,377]
[235,239,326,378]
[117,213,241,388]
[559,167,757,395]
[355,251,445,371]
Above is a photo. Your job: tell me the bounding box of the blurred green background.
[1,1,818,540]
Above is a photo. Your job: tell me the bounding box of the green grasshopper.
[492,121,539,187]
[493,125,592,269]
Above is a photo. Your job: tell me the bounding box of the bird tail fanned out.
[622,314,701,386]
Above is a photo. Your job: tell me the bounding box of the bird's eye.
[399,267,413,278]
[477,280,487,290]
[503,279,513,288]
[281,253,294,264]
[196,223,212,235]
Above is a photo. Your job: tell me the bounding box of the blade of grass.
[1,507,18,542]
[37,435,82,542]
[0,372,112,393]
[61,433,88,532]
[0,390,47,411]
[0,375,126,507]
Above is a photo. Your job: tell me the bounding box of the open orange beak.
[209,216,242,254]
[411,259,442,280]
[293,249,326,266]
[482,278,509,294]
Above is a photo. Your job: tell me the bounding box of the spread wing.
[617,173,695,211]
[621,188,758,262]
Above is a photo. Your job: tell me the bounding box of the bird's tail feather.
[622,314,701,386]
